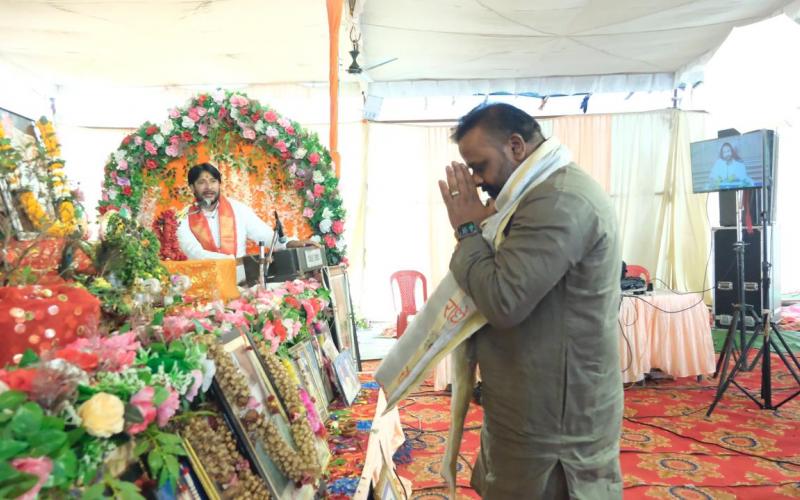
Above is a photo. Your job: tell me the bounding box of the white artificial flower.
[181,116,195,129]
[212,89,225,103]
[336,238,346,250]
[294,147,307,160]
[265,126,279,138]
[254,120,266,134]
[312,170,324,183]
[200,358,216,392]
[322,207,333,219]
[310,235,322,244]
[153,134,164,146]
[319,218,332,233]
[113,150,125,162]
[161,120,175,135]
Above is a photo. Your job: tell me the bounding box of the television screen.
[690,130,772,193]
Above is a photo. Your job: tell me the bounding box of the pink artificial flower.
[298,387,324,435]
[308,152,320,166]
[275,140,287,153]
[313,184,325,197]
[196,106,207,117]
[246,397,261,410]
[168,108,180,119]
[285,125,295,136]
[198,123,208,136]
[67,331,140,373]
[163,315,192,341]
[324,234,336,249]
[187,107,200,121]
[133,135,143,145]
[332,220,344,235]
[144,141,157,155]
[228,299,257,316]
[303,207,314,218]
[277,118,290,129]
[264,110,278,123]
[261,322,280,353]
[242,128,256,140]
[184,370,203,402]
[11,457,52,500]
[230,95,249,108]
[285,280,305,295]
[306,190,315,201]
[165,144,179,157]
[127,386,157,435]
[302,300,316,325]
[218,107,229,119]
[117,159,128,171]
[169,135,180,145]
[157,387,180,427]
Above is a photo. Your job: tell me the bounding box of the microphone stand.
[258,231,279,291]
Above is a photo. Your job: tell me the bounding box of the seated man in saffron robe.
[176,163,316,282]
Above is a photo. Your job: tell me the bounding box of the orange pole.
[327,0,343,177]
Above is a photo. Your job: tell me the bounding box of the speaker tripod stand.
[707,191,800,416]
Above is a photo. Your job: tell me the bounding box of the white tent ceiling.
[0,0,796,95]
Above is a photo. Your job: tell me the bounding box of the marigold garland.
[18,190,77,236]
[0,121,22,190]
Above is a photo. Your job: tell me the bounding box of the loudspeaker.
[712,226,781,329]
[719,189,763,228]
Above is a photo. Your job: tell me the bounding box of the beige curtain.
[656,111,714,301]
[549,114,612,191]
[611,109,712,299]
[358,110,713,319]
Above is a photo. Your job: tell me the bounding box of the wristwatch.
[455,221,481,240]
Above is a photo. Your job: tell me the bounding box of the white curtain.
[359,123,461,320]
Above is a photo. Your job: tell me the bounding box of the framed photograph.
[375,442,407,500]
[317,323,340,362]
[288,341,329,422]
[322,265,362,370]
[216,331,295,498]
[175,437,218,500]
[309,332,336,403]
[0,108,57,240]
[300,338,333,408]
[332,349,361,406]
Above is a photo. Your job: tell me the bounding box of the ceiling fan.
[343,25,398,83]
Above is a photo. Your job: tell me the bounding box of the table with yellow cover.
[161,259,240,302]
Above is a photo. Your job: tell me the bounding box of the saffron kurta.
[450,164,623,499]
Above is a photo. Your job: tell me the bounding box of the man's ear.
[508,133,527,162]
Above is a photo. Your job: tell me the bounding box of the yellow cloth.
[162,259,239,302]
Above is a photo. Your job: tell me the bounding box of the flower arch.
[99,90,346,264]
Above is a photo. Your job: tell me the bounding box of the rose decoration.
[78,392,125,437]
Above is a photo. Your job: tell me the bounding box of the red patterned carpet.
[364,355,800,499]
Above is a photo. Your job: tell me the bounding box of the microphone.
[273,211,288,244]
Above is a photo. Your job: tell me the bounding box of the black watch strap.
[456,221,480,240]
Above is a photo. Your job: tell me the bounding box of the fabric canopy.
[0,0,795,97]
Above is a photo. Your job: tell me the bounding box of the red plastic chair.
[625,265,651,285]
[390,271,428,338]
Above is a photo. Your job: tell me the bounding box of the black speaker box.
[713,226,781,330]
